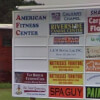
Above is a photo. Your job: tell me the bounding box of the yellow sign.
[49,60,83,72]
[49,73,83,85]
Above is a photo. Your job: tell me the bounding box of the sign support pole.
[30,98,35,100]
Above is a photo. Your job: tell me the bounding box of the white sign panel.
[87,8,100,17]
[49,46,84,59]
[14,37,48,46]
[14,11,49,37]
[14,47,48,58]
[85,73,100,85]
[86,35,100,46]
[50,9,85,22]
[14,84,48,97]
[14,59,48,72]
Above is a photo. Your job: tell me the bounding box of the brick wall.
[0,29,12,82]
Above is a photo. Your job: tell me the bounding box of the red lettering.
[16,15,21,20]
[16,30,20,35]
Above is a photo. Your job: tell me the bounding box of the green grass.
[0,83,12,89]
[0,89,29,100]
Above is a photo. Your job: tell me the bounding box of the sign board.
[49,86,83,98]
[14,84,48,97]
[49,60,83,72]
[86,87,100,99]
[86,60,100,72]
[49,46,84,59]
[49,73,83,85]
[86,35,100,46]
[15,72,47,84]
[12,5,100,100]
[87,8,100,33]
[49,23,84,35]
[49,36,84,45]
[86,46,100,58]
[85,73,100,85]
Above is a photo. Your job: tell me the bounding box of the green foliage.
[0,0,38,24]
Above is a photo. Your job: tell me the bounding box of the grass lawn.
[0,89,29,100]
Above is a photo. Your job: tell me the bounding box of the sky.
[35,0,100,5]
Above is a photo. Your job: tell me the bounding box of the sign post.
[12,5,100,100]
[30,98,35,100]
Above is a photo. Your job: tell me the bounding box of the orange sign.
[49,86,83,98]
[86,60,100,72]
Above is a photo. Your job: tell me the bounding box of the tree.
[0,0,38,23]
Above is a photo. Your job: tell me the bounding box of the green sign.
[86,87,100,99]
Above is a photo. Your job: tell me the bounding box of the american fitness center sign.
[12,5,100,99]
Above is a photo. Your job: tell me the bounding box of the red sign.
[88,17,100,33]
[54,36,79,44]
[15,72,47,84]
[49,86,83,98]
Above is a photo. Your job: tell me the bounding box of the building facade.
[0,24,12,82]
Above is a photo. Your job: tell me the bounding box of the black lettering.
[50,88,55,95]
[65,88,71,96]
[59,88,64,96]
[71,88,76,96]
[77,88,82,96]
[55,88,60,95]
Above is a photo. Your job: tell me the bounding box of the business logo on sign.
[88,17,100,33]
[86,60,100,72]
[49,86,83,98]
[86,87,100,99]
[15,85,22,95]
[51,12,61,21]
[54,36,79,44]
[50,23,84,35]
